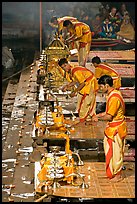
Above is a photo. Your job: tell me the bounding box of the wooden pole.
[40,2,42,54]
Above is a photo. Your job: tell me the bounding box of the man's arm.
[62,81,76,92]
[65,34,83,43]
[69,81,85,97]
[96,112,113,121]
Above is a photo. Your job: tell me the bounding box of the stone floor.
[51,161,135,199]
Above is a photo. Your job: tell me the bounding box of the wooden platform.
[71,50,135,63]
[35,116,135,143]
[89,50,135,61]
[53,162,135,198]
[35,161,135,199]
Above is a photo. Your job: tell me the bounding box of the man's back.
[95,63,121,89]
[70,21,91,43]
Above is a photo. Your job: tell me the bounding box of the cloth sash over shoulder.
[104,90,127,140]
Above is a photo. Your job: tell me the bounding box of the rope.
[2,62,35,83]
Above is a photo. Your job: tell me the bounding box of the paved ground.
[51,162,135,199]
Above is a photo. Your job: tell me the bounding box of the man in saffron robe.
[63,20,92,67]
[92,56,121,90]
[95,75,127,182]
[58,58,98,123]
[49,16,78,41]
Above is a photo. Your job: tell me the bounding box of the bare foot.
[110,174,123,182]
[91,115,98,122]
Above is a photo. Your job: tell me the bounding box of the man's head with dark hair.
[50,16,57,23]
[63,20,73,27]
[92,56,101,64]
[49,16,58,28]
[98,75,113,87]
[58,58,71,72]
[58,58,68,67]
[95,14,101,18]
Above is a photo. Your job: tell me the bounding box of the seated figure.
[98,18,116,39]
[91,14,102,38]
[116,12,135,41]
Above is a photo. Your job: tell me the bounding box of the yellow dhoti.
[78,42,91,67]
[104,133,125,179]
[77,89,96,123]
[104,119,127,178]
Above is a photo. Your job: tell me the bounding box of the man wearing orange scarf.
[63,20,92,67]
[58,58,98,123]
[49,16,78,41]
[95,75,127,182]
[92,56,121,90]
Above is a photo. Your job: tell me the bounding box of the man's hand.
[62,85,68,92]
[91,115,98,122]
[65,39,73,45]
[69,92,76,98]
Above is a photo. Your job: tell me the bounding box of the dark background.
[2,2,135,48]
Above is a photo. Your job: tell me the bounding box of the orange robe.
[68,22,92,66]
[57,16,78,42]
[71,66,98,122]
[57,16,78,33]
[95,63,121,89]
[104,89,127,179]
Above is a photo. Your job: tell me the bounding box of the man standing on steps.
[95,75,127,182]
[63,20,92,67]
[49,16,78,41]
[91,56,121,90]
[58,58,98,123]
